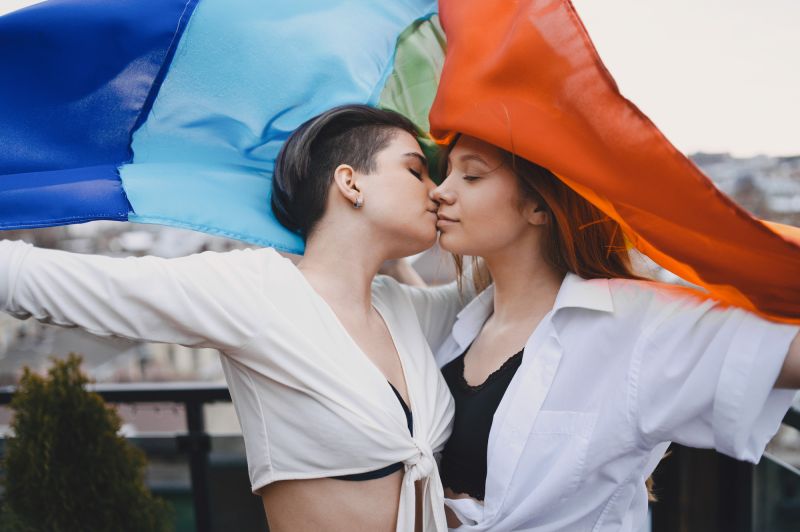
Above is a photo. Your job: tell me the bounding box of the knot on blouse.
[405,438,435,482]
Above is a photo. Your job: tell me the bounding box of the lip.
[437,213,459,223]
[436,217,458,229]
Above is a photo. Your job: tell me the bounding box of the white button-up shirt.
[434,273,799,532]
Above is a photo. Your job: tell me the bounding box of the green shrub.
[0,354,171,532]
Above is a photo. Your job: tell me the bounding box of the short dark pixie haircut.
[271,104,420,239]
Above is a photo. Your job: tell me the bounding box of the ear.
[332,164,361,205]
[524,202,548,226]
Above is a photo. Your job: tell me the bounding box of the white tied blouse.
[435,273,799,532]
[0,240,464,532]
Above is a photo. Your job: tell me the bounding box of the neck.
[482,241,564,324]
[297,228,385,317]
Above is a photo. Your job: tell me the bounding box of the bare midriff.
[260,470,404,532]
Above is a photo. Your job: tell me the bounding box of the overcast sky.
[572,0,800,157]
[4,0,798,156]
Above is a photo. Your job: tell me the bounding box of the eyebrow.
[458,153,491,167]
[403,152,428,167]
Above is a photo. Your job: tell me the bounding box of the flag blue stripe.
[0,0,199,228]
[0,166,131,229]
[123,0,437,252]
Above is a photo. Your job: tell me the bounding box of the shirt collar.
[451,284,495,349]
[450,273,614,349]
[553,272,614,314]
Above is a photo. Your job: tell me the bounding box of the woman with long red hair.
[421,133,800,531]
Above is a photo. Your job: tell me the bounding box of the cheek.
[370,182,432,227]
[444,187,527,252]
[467,184,523,227]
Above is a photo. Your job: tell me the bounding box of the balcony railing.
[0,383,798,532]
[0,382,253,532]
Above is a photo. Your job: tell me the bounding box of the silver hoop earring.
[353,195,363,209]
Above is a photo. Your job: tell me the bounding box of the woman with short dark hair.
[0,105,466,532]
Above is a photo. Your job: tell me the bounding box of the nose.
[430,183,454,205]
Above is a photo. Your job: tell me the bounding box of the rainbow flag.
[0,0,445,254]
[3,0,798,322]
[430,0,800,323]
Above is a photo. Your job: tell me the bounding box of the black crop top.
[439,347,524,500]
[333,381,413,481]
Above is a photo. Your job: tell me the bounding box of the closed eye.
[463,175,480,181]
[409,169,423,181]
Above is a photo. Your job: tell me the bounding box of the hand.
[378,258,427,288]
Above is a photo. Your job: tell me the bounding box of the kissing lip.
[437,213,459,223]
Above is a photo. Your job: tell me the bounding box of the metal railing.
[1,383,798,532]
[0,382,233,532]
[651,406,800,532]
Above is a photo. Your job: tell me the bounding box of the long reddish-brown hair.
[445,135,660,500]
[445,134,647,293]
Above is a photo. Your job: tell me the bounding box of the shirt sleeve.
[632,290,799,463]
[372,275,475,351]
[1,240,266,350]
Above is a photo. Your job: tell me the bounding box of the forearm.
[775,331,800,388]
[379,258,427,288]
[1,240,263,349]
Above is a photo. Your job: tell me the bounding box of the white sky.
[0,0,44,17]
[4,0,798,156]
[572,0,800,157]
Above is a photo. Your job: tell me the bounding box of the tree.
[0,354,170,531]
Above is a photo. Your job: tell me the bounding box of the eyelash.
[409,169,423,181]
[463,175,480,181]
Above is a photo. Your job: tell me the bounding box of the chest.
[337,311,408,400]
[260,264,429,410]
[447,354,644,526]
[462,312,549,386]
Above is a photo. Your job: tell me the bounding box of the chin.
[407,232,437,255]
[414,223,438,249]
[437,232,467,255]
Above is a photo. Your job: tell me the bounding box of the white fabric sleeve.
[1,240,266,350]
[373,275,475,351]
[633,292,799,463]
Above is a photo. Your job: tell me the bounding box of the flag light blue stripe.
[123,0,437,253]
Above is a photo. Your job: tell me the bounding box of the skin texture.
[260,130,437,532]
[776,334,800,388]
[430,135,800,526]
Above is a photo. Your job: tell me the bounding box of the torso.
[300,263,411,405]
[213,252,455,532]
[439,301,552,527]
[434,275,789,530]
[332,302,411,405]
[260,473,404,532]
[257,265,414,530]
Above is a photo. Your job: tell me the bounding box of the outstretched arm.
[1,240,266,350]
[633,289,798,463]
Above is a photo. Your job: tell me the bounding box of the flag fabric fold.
[429,0,800,323]
[2,0,797,323]
[0,0,443,254]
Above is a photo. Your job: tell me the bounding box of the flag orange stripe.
[430,0,800,323]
